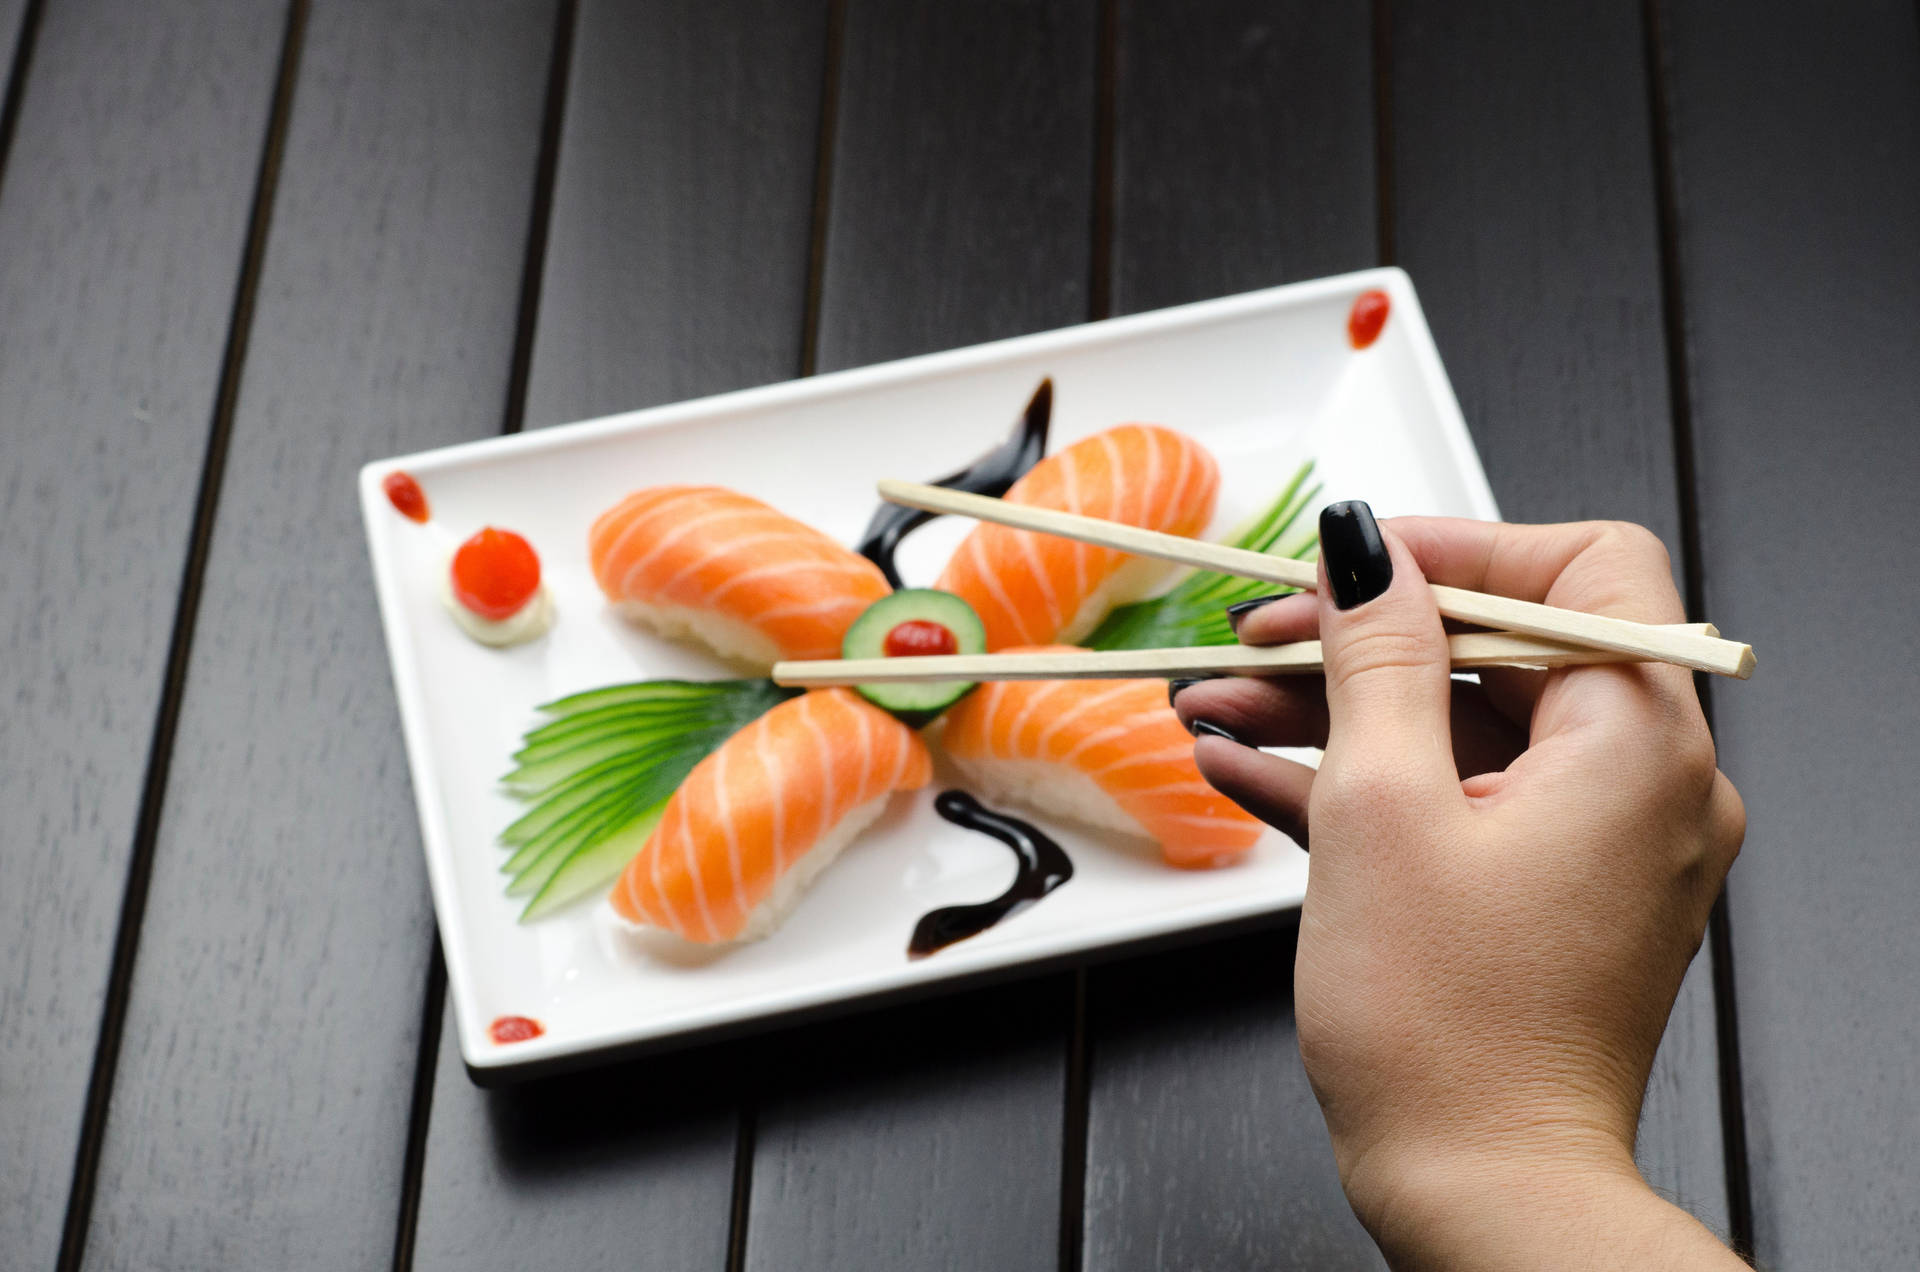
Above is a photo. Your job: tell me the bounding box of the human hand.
[1171,504,1747,1269]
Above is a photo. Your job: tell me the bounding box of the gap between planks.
[389,2,580,1269]
[54,3,311,1269]
[0,0,47,205]
[1639,0,1754,1252]
[1062,7,1116,1267]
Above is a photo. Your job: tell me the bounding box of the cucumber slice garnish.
[505,743,703,889]
[534,679,730,716]
[519,806,666,922]
[495,677,799,920]
[840,588,987,727]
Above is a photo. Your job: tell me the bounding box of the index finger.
[1384,516,1701,746]
[1386,516,1687,626]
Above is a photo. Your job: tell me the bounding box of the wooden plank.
[1108,0,1376,315]
[0,1,289,1263]
[408,0,829,1266]
[412,1020,745,1271]
[1390,0,1730,1232]
[1082,5,1379,1267]
[1657,0,1920,1263]
[518,0,830,428]
[740,3,1095,1269]
[75,2,558,1266]
[1086,926,1381,1270]
[812,0,1098,372]
[747,980,1077,1272]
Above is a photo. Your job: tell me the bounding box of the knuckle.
[1670,727,1720,791]
[1595,519,1672,572]
[1711,778,1747,865]
[1562,521,1684,622]
[1325,627,1439,699]
[1312,751,1431,820]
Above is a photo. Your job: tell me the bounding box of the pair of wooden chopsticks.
[771,482,1756,687]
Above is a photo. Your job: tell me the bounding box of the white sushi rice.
[941,752,1155,846]
[734,794,890,941]
[614,599,781,670]
[1054,555,1179,645]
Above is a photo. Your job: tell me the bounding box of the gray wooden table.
[5,2,1916,1268]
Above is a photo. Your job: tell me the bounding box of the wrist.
[1349,1140,1741,1270]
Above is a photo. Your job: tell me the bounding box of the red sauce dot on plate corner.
[382,470,430,522]
[883,619,959,658]
[489,1015,544,1044]
[1347,289,1391,349]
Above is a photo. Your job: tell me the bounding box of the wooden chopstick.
[877,480,1756,679]
[773,626,1718,686]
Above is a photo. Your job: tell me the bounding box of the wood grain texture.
[1080,5,1380,1269]
[1389,0,1730,1232]
[1087,926,1384,1271]
[409,1,829,1266]
[1657,0,1920,1262]
[519,0,830,426]
[76,2,557,1266]
[739,3,1095,1269]
[746,981,1075,1272]
[1109,0,1376,314]
[814,0,1098,372]
[413,1026,743,1272]
[0,1,288,1263]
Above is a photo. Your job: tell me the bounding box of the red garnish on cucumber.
[883,619,960,658]
[843,589,987,726]
[452,527,541,620]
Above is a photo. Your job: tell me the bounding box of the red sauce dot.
[489,1015,544,1044]
[451,527,541,621]
[883,619,959,658]
[1347,289,1391,349]
[382,470,430,522]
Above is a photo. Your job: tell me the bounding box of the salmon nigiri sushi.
[590,485,890,667]
[939,650,1263,868]
[935,424,1219,650]
[611,689,931,943]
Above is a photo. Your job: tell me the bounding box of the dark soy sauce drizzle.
[856,378,1053,587]
[909,790,1075,958]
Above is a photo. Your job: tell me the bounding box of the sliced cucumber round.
[841,589,987,727]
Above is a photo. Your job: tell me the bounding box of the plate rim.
[359,265,1498,1074]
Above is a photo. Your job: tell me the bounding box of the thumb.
[1315,501,1459,796]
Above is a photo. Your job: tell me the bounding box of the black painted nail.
[1191,720,1243,745]
[1224,593,1288,630]
[1319,501,1392,610]
[1168,677,1207,708]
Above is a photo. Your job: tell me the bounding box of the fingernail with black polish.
[1167,677,1207,709]
[1319,500,1392,610]
[1191,720,1243,745]
[1224,593,1288,631]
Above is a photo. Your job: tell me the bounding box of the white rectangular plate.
[361,267,1498,1079]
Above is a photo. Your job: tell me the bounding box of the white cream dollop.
[439,561,553,648]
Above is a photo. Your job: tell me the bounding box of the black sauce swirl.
[857,378,1052,587]
[908,790,1074,958]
